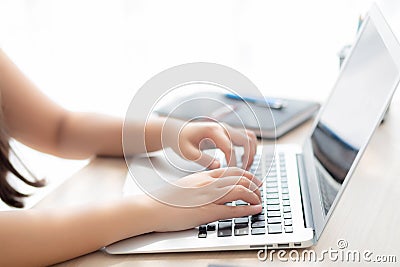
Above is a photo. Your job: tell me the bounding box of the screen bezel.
[304,4,400,241]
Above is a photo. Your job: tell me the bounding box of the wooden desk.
[36,93,400,266]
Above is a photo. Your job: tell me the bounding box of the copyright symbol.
[337,239,348,249]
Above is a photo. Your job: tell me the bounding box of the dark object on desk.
[155,91,320,139]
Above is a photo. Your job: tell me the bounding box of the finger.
[197,153,220,170]
[216,185,261,205]
[250,131,258,163]
[245,130,257,170]
[241,138,252,170]
[226,128,254,170]
[211,170,262,188]
[209,167,261,185]
[209,128,237,167]
[248,130,258,153]
[234,132,251,170]
[240,130,258,170]
[185,146,220,169]
[215,168,263,188]
[214,176,261,199]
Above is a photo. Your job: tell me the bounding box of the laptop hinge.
[296,154,315,231]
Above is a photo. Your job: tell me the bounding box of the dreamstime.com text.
[257,239,397,263]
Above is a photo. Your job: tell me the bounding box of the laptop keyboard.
[197,152,293,238]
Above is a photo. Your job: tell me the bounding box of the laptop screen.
[310,17,400,216]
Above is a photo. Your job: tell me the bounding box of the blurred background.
[0,0,375,209]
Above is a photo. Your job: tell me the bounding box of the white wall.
[0,0,375,115]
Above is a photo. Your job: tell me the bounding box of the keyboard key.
[283,213,292,219]
[284,219,292,226]
[218,221,232,228]
[266,193,279,199]
[285,226,293,233]
[282,188,289,194]
[267,205,280,211]
[267,211,281,217]
[267,166,277,171]
[218,222,232,237]
[269,167,276,172]
[266,182,278,188]
[199,225,207,231]
[251,221,266,228]
[224,202,233,206]
[234,217,249,224]
[283,206,291,213]
[234,224,249,236]
[266,187,279,193]
[219,219,232,222]
[281,182,288,188]
[268,224,282,234]
[235,200,248,206]
[267,217,282,224]
[198,225,207,238]
[198,231,207,238]
[266,198,280,205]
[251,228,266,235]
[207,224,216,231]
[282,194,290,200]
[282,200,290,206]
[251,214,265,221]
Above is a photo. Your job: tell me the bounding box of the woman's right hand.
[143,167,263,233]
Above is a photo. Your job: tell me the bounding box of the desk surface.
[34,92,400,266]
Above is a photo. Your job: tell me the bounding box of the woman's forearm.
[0,196,154,267]
[55,112,124,158]
[55,114,175,158]
[55,113,188,158]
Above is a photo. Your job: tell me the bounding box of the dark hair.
[0,100,45,208]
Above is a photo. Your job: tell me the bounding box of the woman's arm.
[0,168,262,267]
[0,196,153,266]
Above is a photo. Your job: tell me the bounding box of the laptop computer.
[105,3,400,254]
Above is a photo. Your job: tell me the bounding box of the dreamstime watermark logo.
[123,62,276,207]
[257,239,398,263]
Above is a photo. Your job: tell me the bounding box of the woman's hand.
[144,167,263,232]
[168,121,257,170]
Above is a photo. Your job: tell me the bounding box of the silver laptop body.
[106,4,400,254]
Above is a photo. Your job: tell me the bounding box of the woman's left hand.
[170,122,257,170]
